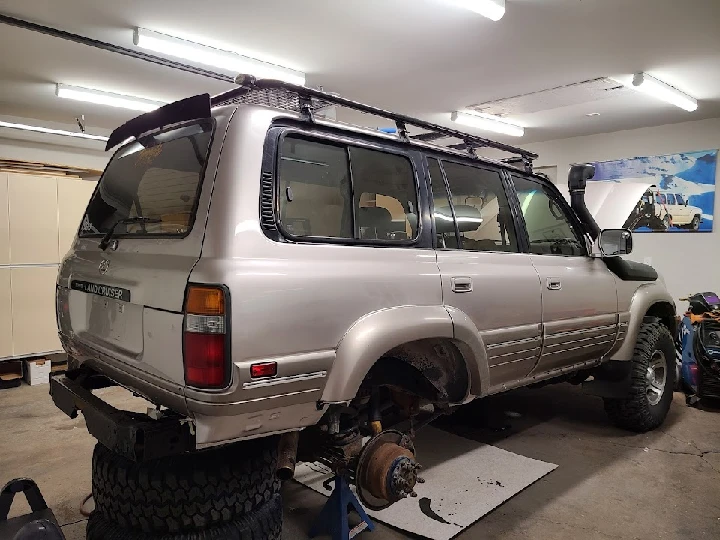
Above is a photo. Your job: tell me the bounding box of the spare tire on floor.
[86,493,283,540]
[92,436,281,535]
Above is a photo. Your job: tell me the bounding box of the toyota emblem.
[98,259,110,275]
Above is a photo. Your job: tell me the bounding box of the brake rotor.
[355,429,419,510]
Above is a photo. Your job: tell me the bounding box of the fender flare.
[610,282,676,361]
[320,305,490,403]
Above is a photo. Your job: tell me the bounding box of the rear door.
[511,174,618,373]
[57,119,220,384]
[429,158,543,390]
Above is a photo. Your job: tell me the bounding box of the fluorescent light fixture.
[614,73,697,112]
[56,84,165,113]
[134,28,306,86]
[441,0,505,21]
[0,120,108,141]
[451,110,524,137]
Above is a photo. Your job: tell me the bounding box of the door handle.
[547,278,562,291]
[451,277,473,293]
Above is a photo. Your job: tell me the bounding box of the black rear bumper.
[50,368,195,462]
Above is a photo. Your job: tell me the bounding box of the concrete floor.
[1,383,718,539]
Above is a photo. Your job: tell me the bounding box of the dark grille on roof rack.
[212,75,538,172]
[216,87,334,113]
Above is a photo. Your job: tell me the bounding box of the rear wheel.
[604,321,675,432]
[661,215,671,230]
[92,436,281,535]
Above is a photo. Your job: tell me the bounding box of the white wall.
[514,118,720,307]
[0,136,108,171]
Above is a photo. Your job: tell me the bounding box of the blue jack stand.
[309,474,375,540]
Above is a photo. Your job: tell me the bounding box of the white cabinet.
[0,173,96,359]
[10,266,62,356]
[0,173,9,265]
[8,173,59,265]
[0,268,12,358]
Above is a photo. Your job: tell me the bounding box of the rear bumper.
[59,333,330,445]
[50,369,195,461]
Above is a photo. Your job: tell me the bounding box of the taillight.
[183,285,229,388]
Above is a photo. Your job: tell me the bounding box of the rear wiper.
[99,217,161,250]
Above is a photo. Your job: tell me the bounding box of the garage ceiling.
[0,0,719,150]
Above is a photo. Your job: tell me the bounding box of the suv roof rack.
[212,75,538,172]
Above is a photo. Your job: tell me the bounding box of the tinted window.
[666,193,676,205]
[442,161,517,252]
[676,194,685,205]
[278,135,418,241]
[427,158,458,248]
[656,194,667,204]
[81,121,213,237]
[513,176,585,256]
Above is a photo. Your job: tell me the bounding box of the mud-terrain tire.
[92,436,281,535]
[604,321,675,432]
[86,493,282,540]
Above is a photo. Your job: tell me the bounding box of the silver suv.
[51,77,677,537]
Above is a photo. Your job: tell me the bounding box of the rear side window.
[666,193,676,205]
[80,121,213,237]
[438,160,518,253]
[278,135,418,242]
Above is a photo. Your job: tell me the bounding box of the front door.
[511,175,618,373]
[428,158,543,390]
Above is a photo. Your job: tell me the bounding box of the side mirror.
[685,201,689,207]
[599,229,633,257]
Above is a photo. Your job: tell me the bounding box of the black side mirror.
[599,229,633,257]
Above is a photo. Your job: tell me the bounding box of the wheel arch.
[610,283,677,362]
[320,305,486,404]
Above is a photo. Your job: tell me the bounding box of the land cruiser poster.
[592,150,717,232]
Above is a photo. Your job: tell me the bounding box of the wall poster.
[592,150,717,232]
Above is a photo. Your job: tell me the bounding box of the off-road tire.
[604,321,675,432]
[86,493,283,540]
[92,437,281,535]
[690,215,701,230]
[661,215,671,231]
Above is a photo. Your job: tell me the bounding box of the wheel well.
[645,301,677,335]
[366,338,469,404]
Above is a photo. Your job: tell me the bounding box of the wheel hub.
[646,350,667,405]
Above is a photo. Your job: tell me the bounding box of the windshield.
[80,120,214,237]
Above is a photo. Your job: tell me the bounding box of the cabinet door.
[0,173,9,265]
[58,177,96,259]
[11,266,61,356]
[0,269,11,358]
[8,174,59,264]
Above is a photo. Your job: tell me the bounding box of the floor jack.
[0,478,66,540]
[309,474,375,540]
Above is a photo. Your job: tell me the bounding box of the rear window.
[80,120,214,237]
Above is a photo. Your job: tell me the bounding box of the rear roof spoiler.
[105,93,211,151]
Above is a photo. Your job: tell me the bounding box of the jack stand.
[309,474,375,540]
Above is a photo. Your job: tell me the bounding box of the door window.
[513,176,586,256]
[676,194,685,205]
[666,193,677,205]
[439,161,518,252]
[278,135,419,242]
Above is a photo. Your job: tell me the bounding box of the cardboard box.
[23,358,51,386]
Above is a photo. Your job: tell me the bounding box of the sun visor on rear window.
[105,93,212,151]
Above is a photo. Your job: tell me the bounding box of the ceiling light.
[586,112,601,117]
[0,120,108,141]
[134,28,306,85]
[451,110,524,137]
[56,84,165,113]
[614,73,697,112]
[441,0,506,21]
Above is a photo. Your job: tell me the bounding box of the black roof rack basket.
[212,75,538,172]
